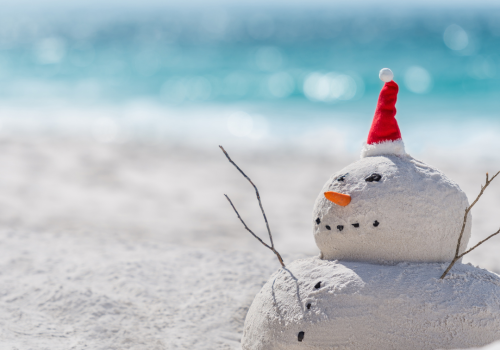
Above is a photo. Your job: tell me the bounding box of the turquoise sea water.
[0,6,499,155]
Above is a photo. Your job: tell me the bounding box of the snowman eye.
[336,173,348,181]
[365,173,382,182]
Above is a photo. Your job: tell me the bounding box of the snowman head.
[313,69,470,263]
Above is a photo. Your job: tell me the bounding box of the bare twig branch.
[224,194,285,267]
[220,145,285,267]
[460,228,500,257]
[441,171,500,279]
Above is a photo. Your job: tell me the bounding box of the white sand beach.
[0,136,499,349]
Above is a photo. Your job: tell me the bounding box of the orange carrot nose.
[324,191,351,207]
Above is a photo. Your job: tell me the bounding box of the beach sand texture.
[0,137,499,349]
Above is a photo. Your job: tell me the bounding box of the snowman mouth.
[316,219,380,231]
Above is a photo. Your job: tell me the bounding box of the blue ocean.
[0,6,499,156]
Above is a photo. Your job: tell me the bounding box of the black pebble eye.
[314,282,321,289]
[336,173,348,181]
[306,303,311,309]
[316,217,321,224]
[365,173,382,182]
[298,331,305,342]
[373,220,379,227]
[352,223,359,228]
[325,225,331,230]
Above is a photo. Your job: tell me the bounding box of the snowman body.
[240,70,500,349]
[242,258,500,350]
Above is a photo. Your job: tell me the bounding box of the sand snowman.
[240,69,500,350]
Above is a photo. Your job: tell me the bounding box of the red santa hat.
[361,68,406,158]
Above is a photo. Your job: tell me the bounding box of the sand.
[0,136,499,349]
[0,228,276,349]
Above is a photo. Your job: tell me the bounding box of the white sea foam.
[0,101,498,162]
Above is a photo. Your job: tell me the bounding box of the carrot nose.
[324,191,351,207]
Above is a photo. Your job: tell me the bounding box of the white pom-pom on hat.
[379,68,394,82]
